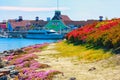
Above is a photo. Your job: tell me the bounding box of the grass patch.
[54,41,113,62]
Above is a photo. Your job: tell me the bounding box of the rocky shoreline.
[0,43,62,80]
[0,49,23,80]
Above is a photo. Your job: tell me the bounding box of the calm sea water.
[0,38,57,52]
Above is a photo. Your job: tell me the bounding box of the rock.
[0,66,18,78]
[3,51,8,54]
[10,74,16,78]
[5,61,9,65]
[8,50,14,54]
[10,70,19,75]
[0,62,5,68]
[0,75,7,80]
[0,54,4,57]
[0,57,2,62]
[14,49,24,55]
[88,67,96,71]
[0,53,3,56]
[10,70,19,78]
[2,50,11,56]
[3,53,9,56]
[0,69,10,74]
[0,58,5,68]
[69,77,76,80]
[4,65,15,70]
[0,73,4,77]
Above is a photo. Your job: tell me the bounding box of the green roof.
[45,20,67,31]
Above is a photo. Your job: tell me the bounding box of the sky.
[0,0,120,22]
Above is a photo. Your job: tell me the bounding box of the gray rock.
[88,67,96,71]
[3,51,8,54]
[10,74,16,78]
[0,62,4,68]
[14,49,24,55]
[0,58,2,62]
[10,70,19,75]
[0,69,10,74]
[3,53,10,56]
[0,75,7,80]
[8,50,14,54]
[69,77,76,80]
[0,59,5,68]
[4,65,15,70]
[10,70,19,78]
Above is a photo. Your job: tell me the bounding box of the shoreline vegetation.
[54,41,113,62]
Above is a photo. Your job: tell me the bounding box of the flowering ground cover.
[66,18,120,52]
[3,43,62,80]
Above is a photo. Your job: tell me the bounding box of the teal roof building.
[45,10,69,33]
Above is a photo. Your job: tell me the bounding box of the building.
[0,13,98,31]
[30,20,47,30]
[8,19,31,31]
[45,10,68,32]
[0,23,6,29]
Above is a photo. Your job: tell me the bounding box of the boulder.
[8,50,14,54]
[0,75,7,80]
[4,65,15,70]
[10,70,19,78]
[69,77,76,80]
[0,58,5,68]
[0,69,10,79]
[14,49,24,55]
[88,67,96,71]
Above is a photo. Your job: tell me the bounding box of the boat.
[0,34,8,38]
[0,32,8,38]
[25,29,64,39]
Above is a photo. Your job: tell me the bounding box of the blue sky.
[0,0,120,22]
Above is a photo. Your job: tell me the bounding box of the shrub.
[66,18,120,52]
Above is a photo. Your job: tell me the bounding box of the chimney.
[35,16,39,21]
[18,16,23,21]
[99,16,103,21]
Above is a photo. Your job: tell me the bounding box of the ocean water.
[0,38,57,52]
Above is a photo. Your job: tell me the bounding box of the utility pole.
[57,0,59,10]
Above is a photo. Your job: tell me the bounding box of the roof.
[8,20,31,28]
[86,20,98,24]
[0,23,6,29]
[5,15,98,28]
[61,15,72,21]
[64,21,86,25]
[45,20,67,31]
[30,20,48,26]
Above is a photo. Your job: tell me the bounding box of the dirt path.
[34,43,120,80]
